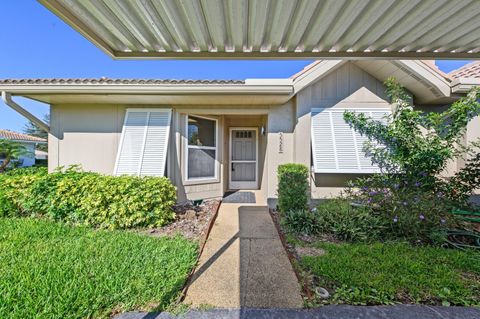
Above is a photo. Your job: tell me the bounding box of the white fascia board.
[244,78,293,85]
[397,60,451,98]
[451,78,480,93]
[0,83,293,95]
[292,60,346,94]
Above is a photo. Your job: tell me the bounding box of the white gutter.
[451,78,480,93]
[0,82,293,95]
[1,92,50,132]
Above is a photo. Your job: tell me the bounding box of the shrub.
[282,209,320,235]
[345,175,454,241]
[0,166,177,229]
[443,147,480,208]
[277,163,309,213]
[315,199,384,242]
[342,79,480,241]
[0,167,47,216]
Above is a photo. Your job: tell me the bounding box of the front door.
[229,128,258,189]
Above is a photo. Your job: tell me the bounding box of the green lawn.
[301,242,480,306]
[0,218,198,319]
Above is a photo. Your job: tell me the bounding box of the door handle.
[231,163,235,171]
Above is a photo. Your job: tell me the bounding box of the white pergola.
[39,0,480,59]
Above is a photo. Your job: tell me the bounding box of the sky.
[0,1,474,132]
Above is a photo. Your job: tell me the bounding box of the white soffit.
[40,0,480,59]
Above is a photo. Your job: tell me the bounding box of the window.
[311,108,391,173]
[186,115,218,180]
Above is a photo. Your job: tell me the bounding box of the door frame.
[228,127,259,190]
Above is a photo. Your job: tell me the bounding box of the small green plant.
[282,209,320,235]
[0,166,177,229]
[277,163,309,213]
[315,199,384,242]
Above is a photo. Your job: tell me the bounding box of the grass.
[300,241,480,306]
[0,218,198,319]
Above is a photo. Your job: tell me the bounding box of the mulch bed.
[139,199,221,242]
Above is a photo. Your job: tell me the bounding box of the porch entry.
[229,128,258,189]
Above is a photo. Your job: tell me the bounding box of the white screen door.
[229,128,258,189]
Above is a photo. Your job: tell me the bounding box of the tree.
[23,114,49,152]
[342,78,480,240]
[344,78,480,188]
[0,140,30,172]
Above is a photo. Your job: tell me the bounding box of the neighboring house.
[35,149,48,161]
[0,60,479,206]
[0,129,47,167]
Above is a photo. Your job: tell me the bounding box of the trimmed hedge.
[277,163,309,213]
[0,167,177,229]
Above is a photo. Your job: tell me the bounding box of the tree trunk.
[0,156,11,173]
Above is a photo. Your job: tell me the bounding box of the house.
[0,129,47,167]
[0,60,479,206]
[35,149,48,161]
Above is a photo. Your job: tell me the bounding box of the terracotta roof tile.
[448,61,480,79]
[0,78,245,85]
[0,129,46,142]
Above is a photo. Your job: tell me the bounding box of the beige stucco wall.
[48,104,125,174]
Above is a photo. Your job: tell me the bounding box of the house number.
[279,132,284,154]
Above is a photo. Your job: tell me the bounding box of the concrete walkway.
[183,202,303,308]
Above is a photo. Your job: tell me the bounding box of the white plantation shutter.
[311,108,391,173]
[114,109,172,176]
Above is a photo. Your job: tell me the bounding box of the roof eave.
[451,78,480,93]
[0,82,293,96]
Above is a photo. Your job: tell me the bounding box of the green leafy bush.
[443,147,480,208]
[282,209,320,235]
[277,163,309,213]
[0,167,47,216]
[345,175,454,241]
[315,199,384,242]
[0,166,177,229]
[342,79,480,241]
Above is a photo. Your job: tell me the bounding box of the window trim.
[184,114,219,183]
[311,107,391,174]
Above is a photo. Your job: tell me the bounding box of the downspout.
[1,91,50,132]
